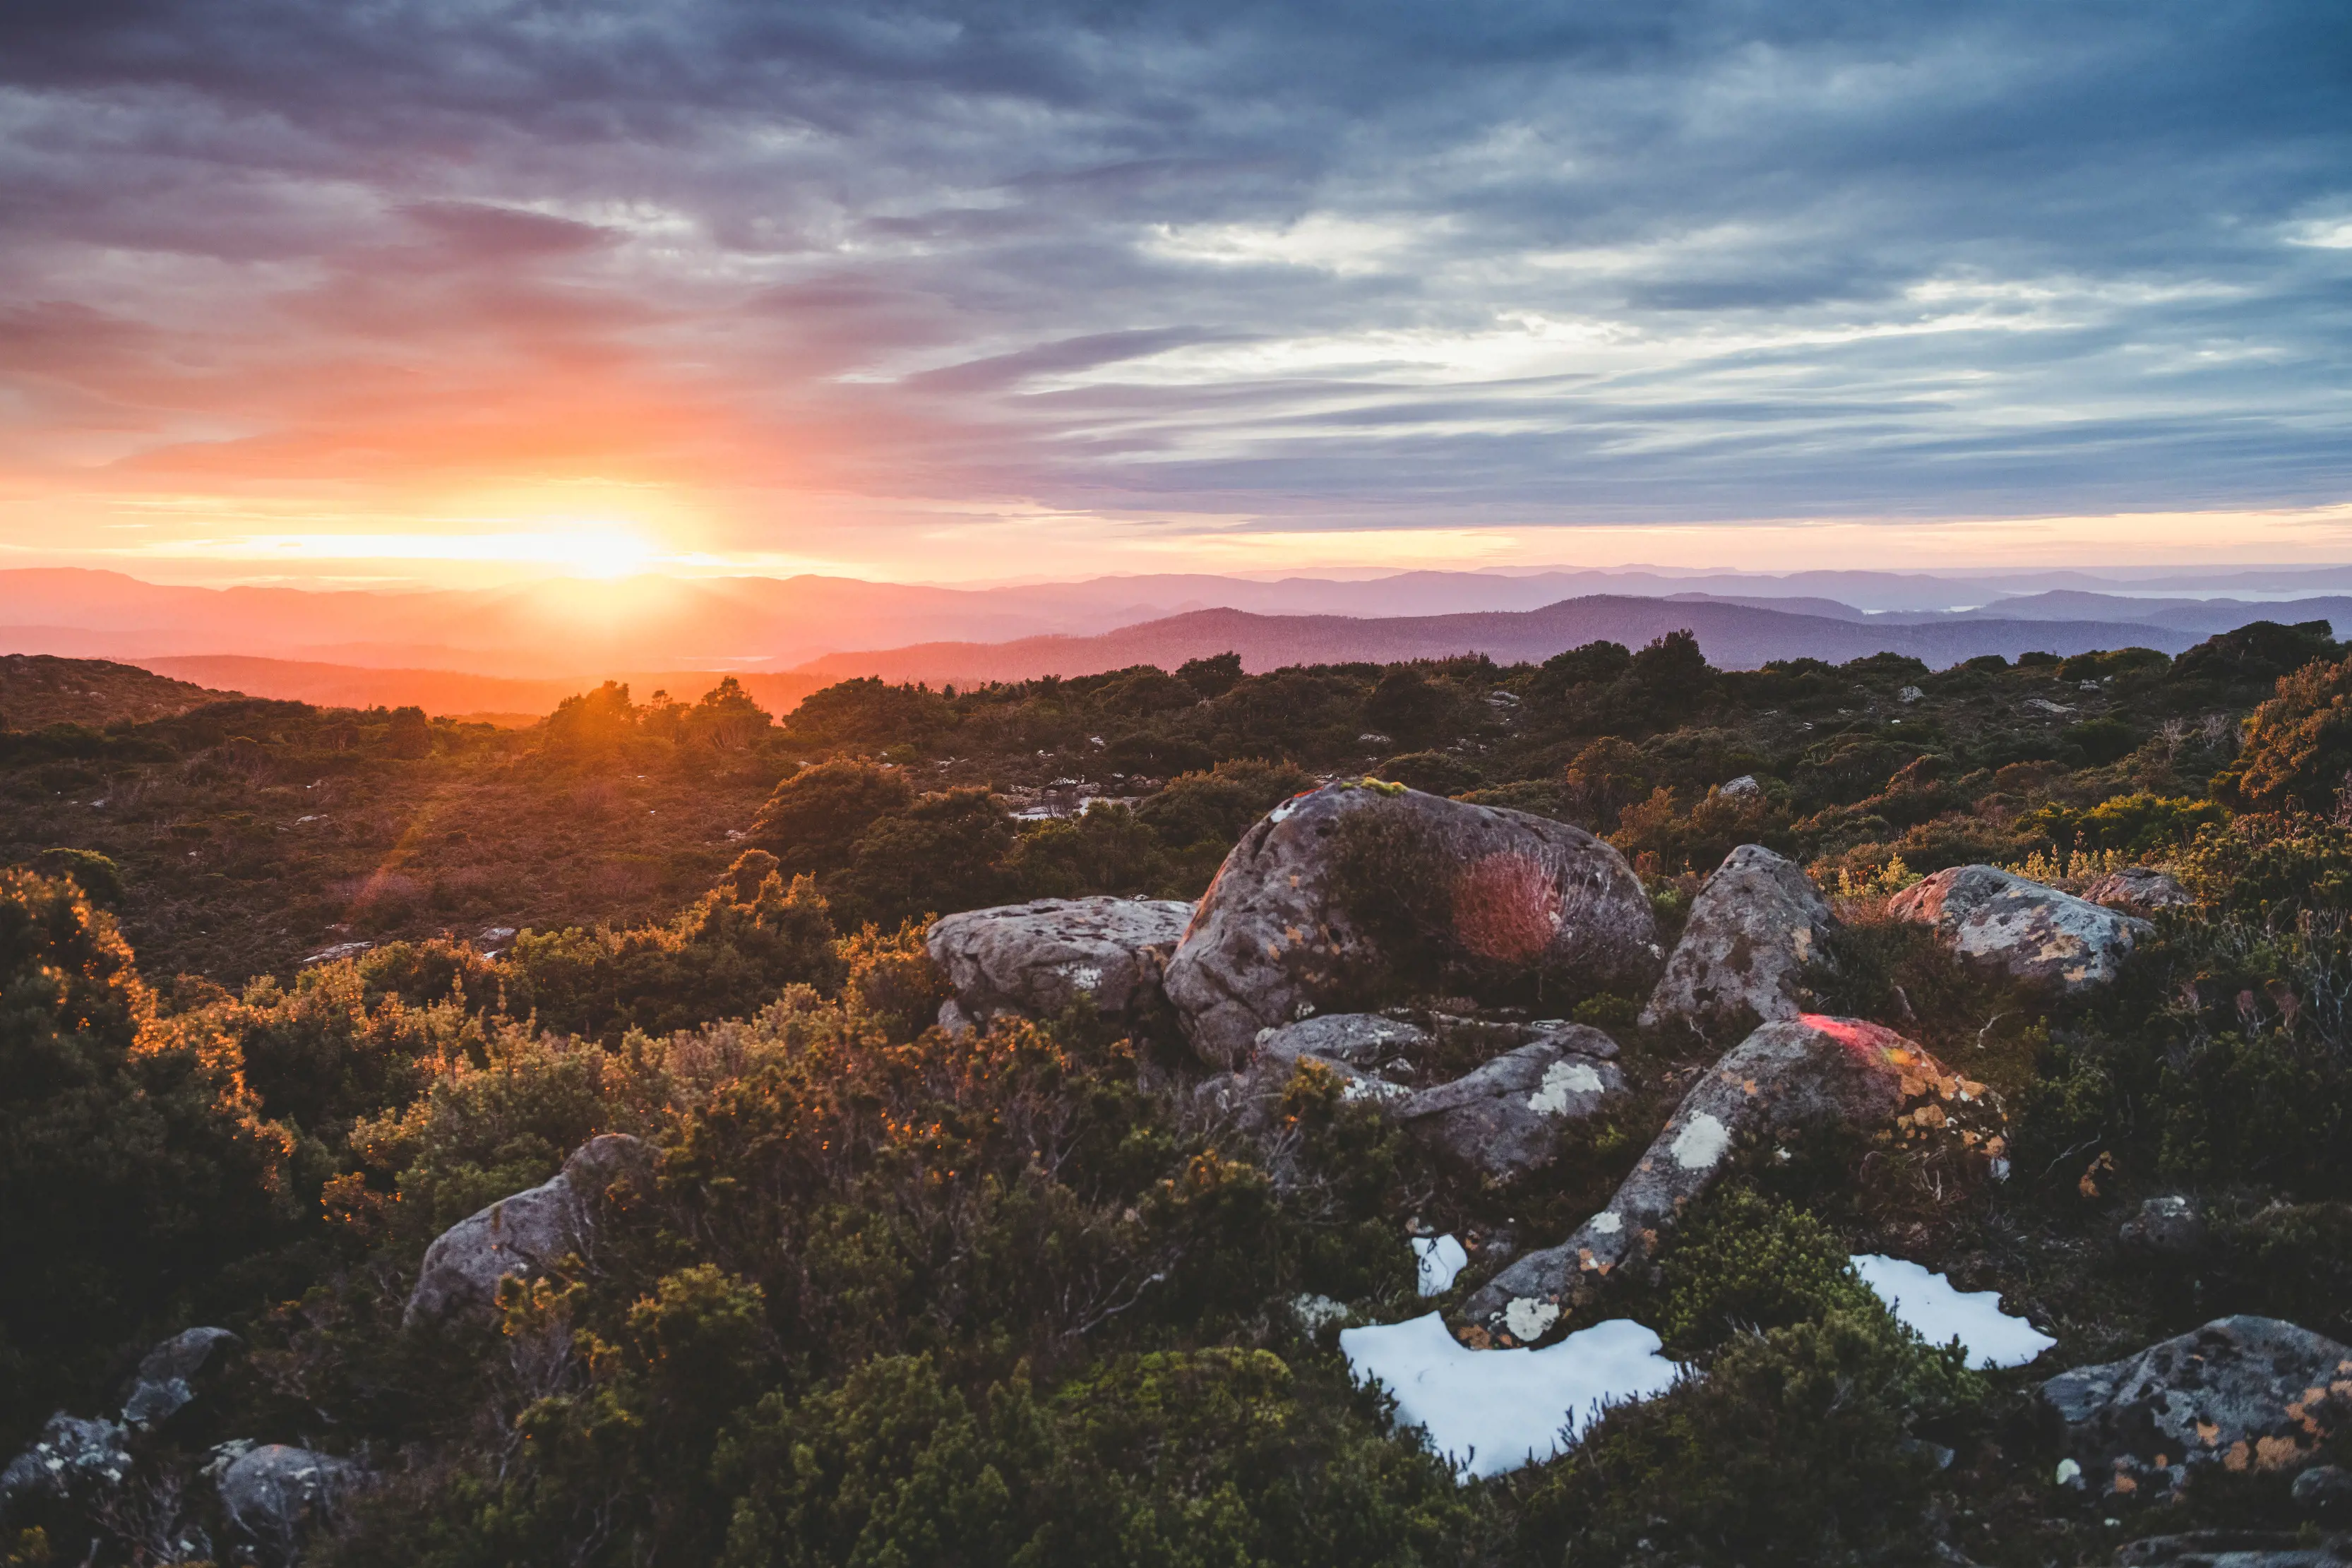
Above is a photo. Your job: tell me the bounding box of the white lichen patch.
[1669,1111,1732,1170]
[1056,963,1104,993]
[1589,1210,1623,1235]
[1525,1060,1606,1115]
[1504,1296,1560,1342]
[1341,1075,1410,1103]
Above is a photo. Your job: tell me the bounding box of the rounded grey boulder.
[2084,866,2195,915]
[1390,1024,1628,1187]
[217,1443,364,1564]
[0,1413,130,1518]
[1642,844,1831,1036]
[1162,781,1659,1069]
[2041,1315,2352,1502]
[405,1133,651,1327]
[1889,864,2151,995]
[926,897,1195,1022]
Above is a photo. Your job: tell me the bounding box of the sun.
[554,522,659,580]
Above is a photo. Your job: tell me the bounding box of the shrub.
[749,758,915,875]
[2177,812,2352,921]
[2221,651,2352,811]
[1652,1187,1881,1358]
[1371,749,1486,796]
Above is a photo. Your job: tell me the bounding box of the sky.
[2,0,2349,587]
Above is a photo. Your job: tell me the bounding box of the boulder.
[926,897,1195,1023]
[1390,1026,1628,1186]
[0,1413,130,1518]
[2041,1316,2352,1502]
[1888,865,2151,995]
[2118,1533,2352,1567]
[2298,1465,2352,1522]
[122,1326,241,1428]
[405,1133,650,1327]
[1163,781,1659,1068]
[1464,1015,1983,1343]
[2119,1195,2207,1257]
[217,1443,364,1565]
[2086,866,2196,915]
[1642,844,1831,1036]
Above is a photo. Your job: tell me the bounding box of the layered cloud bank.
[2,0,2348,580]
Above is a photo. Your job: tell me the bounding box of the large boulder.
[1163,781,1660,1068]
[1464,1015,1986,1344]
[2041,1316,2352,1502]
[217,1443,364,1565]
[2118,1533,2352,1567]
[2085,866,2195,915]
[926,897,1195,1023]
[405,1133,650,1327]
[1642,844,1831,1036]
[1888,865,2151,995]
[122,1326,241,1428]
[1389,1026,1628,1186]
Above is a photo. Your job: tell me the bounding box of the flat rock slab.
[1164,781,1659,1068]
[1391,1027,1628,1187]
[405,1134,650,1327]
[2043,1315,2352,1502]
[1463,1015,1982,1344]
[1643,844,1831,1037]
[1889,864,2151,995]
[927,897,1195,1022]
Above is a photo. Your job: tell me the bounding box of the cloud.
[0,0,2346,576]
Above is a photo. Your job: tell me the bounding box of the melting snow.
[1341,1314,1681,1480]
[1851,1254,2056,1369]
[1413,1234,1469,1295]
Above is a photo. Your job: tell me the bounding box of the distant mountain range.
[790,597,2235,684]
[6,565,2345,717]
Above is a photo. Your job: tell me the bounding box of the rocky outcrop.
[217,1444,364,1565]
[405,1133,651,1327]
[2041,1316,2352,1502]
[2085,866,2195,915]
[1888,865,2151,995]
[1642,844,1831,1036]
[2118,1195,2207,1257]
[1464,1015,1986,1343]
[926,897,1195,1023]
[0,1413,130,1518]
[1163,781,1659,1068]
[2118,1533,2352,1567]
[1256,1011,1432,1071]
[1390,1027,1628,1186]
[122,1326,241,1428]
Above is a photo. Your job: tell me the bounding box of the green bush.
[750,758,914,876]
[1652,1188,1880,1358]
[2221,651,2352,810]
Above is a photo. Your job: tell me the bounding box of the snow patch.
[1851,1254,2056,1370]
[1413,1234,1469,1296]
[1340,1314,1681,1480]
[1669,1112,1731,1170]
[1526,1060,1605,1115]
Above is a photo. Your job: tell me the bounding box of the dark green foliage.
[833,786,1015,927]
[503,856,844,1042]
[0,870,294,1427]
[2178,811,2352,921]
[30,846,122,905]
[2171,618,2341,688]
[1373,749,1486,796]
[1652,1188,1881,1358]
[751,758,915,875]
[1175,652,1243,699]
[1001,802,1171,898]
[782,676,957,750]
[1365,668,1459,749]
[1515,1307,1983,1567]
[2063,714,2140,765]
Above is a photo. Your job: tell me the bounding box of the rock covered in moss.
[2041,1316,2352,1503]
[0,1413,131,1517]
[1889,864,2151,995]
[1462,1015,1986,1343]
[405,1133,651,1327]
[1163,781,1659,1069]
[2084,866,2195,915]
[926,897,1195,1023]
[1642,844,1830,1036]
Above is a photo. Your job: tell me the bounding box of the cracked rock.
[927,897,1195,1023]
[1642,844,1832,1038]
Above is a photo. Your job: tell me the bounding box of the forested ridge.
[5,620,2352,1566]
